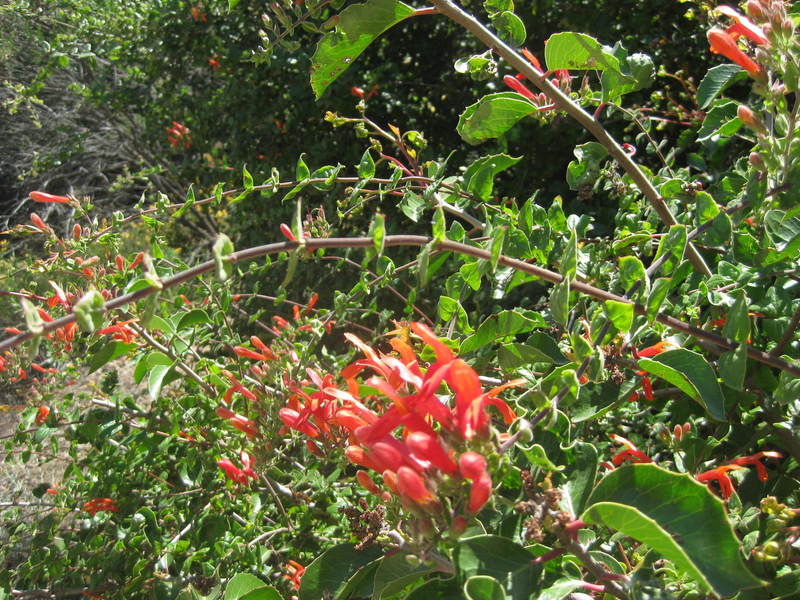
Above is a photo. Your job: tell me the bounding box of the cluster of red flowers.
[166,121,192,149]
[82,497,119,516]
[279,322,521,517]
[217,451,257,484]
[604,434,783,500]
[502,48,570,112]
[283,560,305,590]
[98,318,140,345]
[697,451,784,499]
[35,405,51,425]
[707,3,771,77]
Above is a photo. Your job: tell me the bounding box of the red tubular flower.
[82,498,119,516]
[641,375,654,402]
[458,451,488,480]
[410,322,454,363]
[215,407,257,438]
[696,465,746,499]
[635,341,675,358]
[283,560,305,590]
[35,405,51,425]
[396,465,435,506]
[715,5,769,44]
[30,191,70,204]
[345,445,383,472]
[520,48,543,73]
[707,27,762,76]
[280,224,296,242]
[468,474,492,514]
[351,86,365,99]
[503,75,539,102]
[217,453,257,484]
[609,434,652,466]
[356,470,381,495]
[406,431,457,474]
[30,212,49,232]
[729,451,783,482]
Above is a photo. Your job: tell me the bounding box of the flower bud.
[738,105,767,134]
[458,451,488,481]
[356,470,380,495]
[749,152,766,170]
[396,466,435,506]
[746,0,765,21]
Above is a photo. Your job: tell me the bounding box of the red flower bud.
[30,191,71,204]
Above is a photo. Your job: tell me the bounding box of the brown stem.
[428,0,711,277]
[1,236,798,377]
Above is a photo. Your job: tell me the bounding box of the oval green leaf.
[310,0,415,99]
[637,348,726,421]
[582,464,762,597]
[457,93,535,145]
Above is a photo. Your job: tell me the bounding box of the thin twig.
[1,236,798,376]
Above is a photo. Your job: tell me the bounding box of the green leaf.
[603,300,633,332]
[534,579,587,600]
[405,577,462,600]
[399,191,426,222]
[438,296,472,334]
[295,153,310,181]
[646,277,671,322]
[148,363,176,400]
[488,226,505,273]
[544,32,620,72]
[223,574,269,600]
[464,576,504,600]
[298,543,382,600]
[637,349,726,421]
[239,588,282,600]
[653,225,686,276]
[697,100,742,141]
[521,444,564,471]
[566,141,608,190]
[457,93,535,145]
[213,233,235,282]
[432,205,446,242]
[358,149,375,179]
[20,297,43,336]
[460,310,546,353]
[177,309,212,331]
[88,341,137,373]
[370,213,386,257]
[562,442,598,516]
[549,278,570,326]
[582,464,763,597]
[561,227,578,280]
[455,535,540,599]
[174,185,195,219]
[490,11,526,46]
[697,64,746,109]
[73,290,106,333]
[371,552,433,599]
[722,290,751,343]
[309,0,415,98]
[618,255,648,298]
[718,343,747,391]
[463,154,522,201]
[243,165,254,191]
